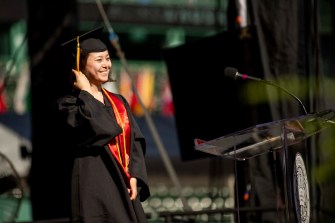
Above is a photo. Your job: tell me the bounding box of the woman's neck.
[90,84,104,104]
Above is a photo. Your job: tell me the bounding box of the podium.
[194,109,335,223]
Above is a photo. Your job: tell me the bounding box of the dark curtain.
[27,0,77,220]
[228,0,330,222]
[250,0,324,118]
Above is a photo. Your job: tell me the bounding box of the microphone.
[224,67,263,82]
[224,67,308,115]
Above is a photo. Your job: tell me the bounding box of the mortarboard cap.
[61,26,107,53]
[61,26,108,71]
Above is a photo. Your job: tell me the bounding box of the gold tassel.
[76,36,80,71]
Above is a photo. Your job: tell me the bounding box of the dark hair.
[79,52,89,71]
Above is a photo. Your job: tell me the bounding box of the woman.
[55,27,150,223]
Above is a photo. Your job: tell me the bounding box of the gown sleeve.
[54,90,122,148]
[118,95,151,202]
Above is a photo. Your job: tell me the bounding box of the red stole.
[102,88,131,186]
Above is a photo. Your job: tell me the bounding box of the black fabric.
[250,0,312,118]
[54,89,150,223]
[61,26,106,55]
[80,38,107,54]
[162,28,270,161]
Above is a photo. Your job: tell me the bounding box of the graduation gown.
[55,89,150,223]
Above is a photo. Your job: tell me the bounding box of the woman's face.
[83,50,112,85]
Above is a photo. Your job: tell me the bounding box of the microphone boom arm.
[224,67,308,115]
[256,79,308,115]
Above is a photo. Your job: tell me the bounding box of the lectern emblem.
[293,152,310,223]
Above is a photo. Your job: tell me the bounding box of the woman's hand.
[72,69,91,93]
[128,177,138,200]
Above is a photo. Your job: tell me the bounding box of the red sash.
[102,88,131,186]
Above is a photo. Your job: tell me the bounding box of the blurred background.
[0,0,335,222]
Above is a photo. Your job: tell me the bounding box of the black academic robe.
[55,89,150,223]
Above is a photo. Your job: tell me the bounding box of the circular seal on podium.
[293,152,310,223]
